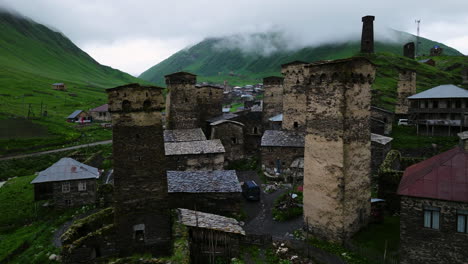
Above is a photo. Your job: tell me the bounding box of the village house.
[52,82,66,91]
[370,133,393,174]
[371,106,394,135]
[164,139,225,171]
[67,110,91,123]
[89,104,111,122]
[210,120,245,163]
[31,157,100,208]
[408,84,468,136]
[418,58,436,66]
[398,132,468,264]
[177,208,245,264]
[167,170,242,216]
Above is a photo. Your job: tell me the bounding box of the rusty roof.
[397,146,468,203]
[89,104,109,112]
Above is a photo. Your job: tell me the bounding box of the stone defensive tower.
[262,76,284,127]
[107,84,171,256]
[165,72,199,129]
[281,61,309,132]
[303,58,375,242]
[197,85,223,123]
[395,70,417,115]
[403,42,415,59]
[462,67,468,85]
[360,15,375,53]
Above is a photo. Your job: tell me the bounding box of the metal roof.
[167,170,241,193]
[371,133,393,145]
[397,146,468,203]
[177,208,245,235]
[408,85,468,99]
[261,130,305,147]
[67,110,83,119]
[163,128,207,143]
[164,139,225,156]
[206,113,238,123]
[52,83,64,86]
[31,158,99,184]
[268,114,283,122]
[210,120,245,127]
[89,104,109,112]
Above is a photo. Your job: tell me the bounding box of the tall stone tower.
[281,61,308,132]
[360,15,375,53]
[107,83,171,256]
[303,58,375,242]
[165,72,199,129]
[395,70,417,115]
[197,85,223,123]
[462,67,468,85]
[403,42,415,59]
[262,76,284,127]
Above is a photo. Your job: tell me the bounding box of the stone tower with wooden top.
[281,61,309,132]
[165,72,199,129]
[303,57,375,242]
[262,76,284,127]
[107,83,171,256]
[395,70,417,115]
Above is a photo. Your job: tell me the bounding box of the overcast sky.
[1,0,467,76]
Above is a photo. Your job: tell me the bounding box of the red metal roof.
[89,104,108,112]
[397,146,468,202]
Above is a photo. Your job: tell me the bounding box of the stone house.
[260,130,305,182]
[168,170,242,216]
[232,108,263,154]
[52,82,66,91]
[31,157,100,208]
[408,84,468,136]
[210,120,245,163]
[89,104,111,122]
[164,139,225,171]
[398,138,468,264]
[371,106,394,135]
[370,133,393,174]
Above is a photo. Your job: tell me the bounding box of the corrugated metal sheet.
[268,114,283,122]
[397,147,468,203]
[31,158,99,184]
[408,84,468,99]
[67,110,83,119]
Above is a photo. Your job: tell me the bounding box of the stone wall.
[400,196,468,264]
[107,84,172,256]
[53,179,97,209]
[165,72,200,129]
[234,110,263,154]
[370,141,391,175]
[395,70,417,115]
[89,111,111,122]
[281,62,308,132]
[166,153,225,171]
[303,58,374,242]
[261,146,304,182]
[210,121,245,163]
[262,76,284,127]
[169,192,241,217]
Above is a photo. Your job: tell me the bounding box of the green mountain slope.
[0,10,145,154]
[140,31,463,87]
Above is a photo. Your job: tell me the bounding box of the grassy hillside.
[0,10,146,154]
[140,31,464,87]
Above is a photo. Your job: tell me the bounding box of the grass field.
[391,125,458,153]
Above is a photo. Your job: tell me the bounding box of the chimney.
[458,131,468,151]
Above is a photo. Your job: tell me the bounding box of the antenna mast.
[415,19,421,57]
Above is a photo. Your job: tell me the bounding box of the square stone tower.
[165,72,199,129]
[361,15,375,54]
[303,58,375,242]
[197,85,224,123]
[262,76,284,127]
[395,70,417,115]
[107,83,171,256]
[281,61,309,132]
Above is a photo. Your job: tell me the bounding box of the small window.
[133,224,145,242]
[122,100,131,112]
[65,199,72,206]
[253,127,258,134]
[457,210,468,233]
[433,101,439,108]
[231,137,237,144]
[78,181,87,191]
[62,182,70,193]
[143,100,151,111]
[423,206,440,230]
[293,122,299,128]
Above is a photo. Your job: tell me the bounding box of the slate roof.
[397,146,468,203]
[177,208,245,235]
[371,133,393,145]
[167,170,241,193]
[206,113,238,123]
[269,114,283,122]
[67,110,83,119]
[31,158,100,184]
[210,120,244,127]
[261,130,305,147]
[164,139,225,155]
[89,104,109,112]
[408,85,468,99]
[164,128,207,142]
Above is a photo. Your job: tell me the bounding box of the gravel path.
[0,140,112,161]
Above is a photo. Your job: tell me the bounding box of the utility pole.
[415,19,421,57]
